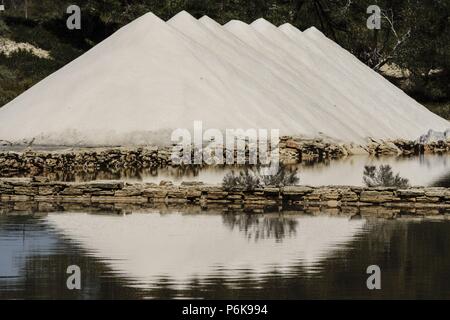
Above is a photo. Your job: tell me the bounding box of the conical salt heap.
[0,11,447,146]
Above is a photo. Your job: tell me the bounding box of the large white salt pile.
[0,11,447,146]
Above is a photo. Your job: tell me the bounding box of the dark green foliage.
[0,49,78,106]
[363,165,409,188]
[0,19,10,35]
[222,165,299,191]
[424,102,450,120]
[0,64,17,106]
[0,13,83,107]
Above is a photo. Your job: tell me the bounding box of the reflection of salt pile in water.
[0,11,447,146]
[46,213,365,288]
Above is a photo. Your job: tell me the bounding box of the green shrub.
[222,168,262,191]
[260,165,299,187]
[222,165,299,191]
[363,165,409,188]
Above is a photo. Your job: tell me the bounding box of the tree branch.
[372,9,411,71]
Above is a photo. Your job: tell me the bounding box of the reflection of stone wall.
[0,147,170,178]
[1,178,450,216]
[1,138,449,177]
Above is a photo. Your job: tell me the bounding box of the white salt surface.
[0,11,448,146]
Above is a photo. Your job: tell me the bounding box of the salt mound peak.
[304,26,325,37]
[199,15,225,32]
[251,18,283,35]
[224,20,265,45]
[278,23,301,33]
[199,15,226,31]
[131,11,166,27]
[224,20,249,28]
[167,10,200,32]
[251,18,274,27]
[251,18,292,42]
[305,26,320,32]
[199,15,216,23]
[168,10,196,22]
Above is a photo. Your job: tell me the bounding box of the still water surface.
[1,211,449,299]
[42,154,450,187]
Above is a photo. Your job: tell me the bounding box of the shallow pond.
[45,154,450,187]
[1,211,449,299]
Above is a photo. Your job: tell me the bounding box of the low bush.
[222,165,299,191]
[363,165,409,188]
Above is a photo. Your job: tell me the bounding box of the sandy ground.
[0,37,50,59]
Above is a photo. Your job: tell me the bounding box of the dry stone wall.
[1,178,450,216]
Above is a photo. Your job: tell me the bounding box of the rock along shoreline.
[1,137,450,178]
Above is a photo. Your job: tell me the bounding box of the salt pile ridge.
[0,11,448,146]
